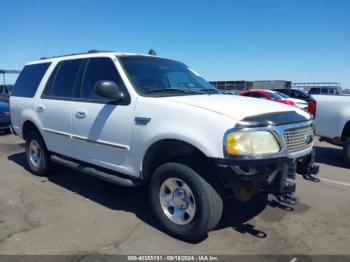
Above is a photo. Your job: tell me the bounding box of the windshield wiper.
[144,88,204,94]
[197,88,220,94]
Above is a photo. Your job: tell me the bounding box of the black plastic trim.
[212,157,287,167]
[51,155,140,187]
[49,152,144,183]
[238,111,309,128]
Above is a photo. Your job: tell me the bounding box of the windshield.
[119,56,219,96]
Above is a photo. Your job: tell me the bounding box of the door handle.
[37,105,45,113]
[76,111,87,119]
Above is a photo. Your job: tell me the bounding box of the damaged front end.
[213,111,319,202]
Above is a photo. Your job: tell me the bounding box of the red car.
[239,89,297,107]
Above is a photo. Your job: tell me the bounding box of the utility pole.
[0,69,21,85]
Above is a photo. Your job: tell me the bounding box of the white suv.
[11,50,317,240]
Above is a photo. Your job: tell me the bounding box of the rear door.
[71,57,135,174]
[38,59,85,157]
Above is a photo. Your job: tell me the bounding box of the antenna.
[148,49,157,56]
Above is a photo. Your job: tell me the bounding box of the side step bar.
[50,155,139,187]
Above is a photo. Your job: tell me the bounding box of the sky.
[1,0,350,87]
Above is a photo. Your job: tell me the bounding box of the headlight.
[225,131,280,156]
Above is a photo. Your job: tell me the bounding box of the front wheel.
[149,162,223,240]
[343,137,350,165]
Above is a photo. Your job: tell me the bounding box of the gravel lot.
[0,133,349,255]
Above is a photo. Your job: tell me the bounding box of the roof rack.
[40,50,113,60]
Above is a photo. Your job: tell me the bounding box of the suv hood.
[163,94,310,121]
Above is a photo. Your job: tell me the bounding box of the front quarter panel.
[130,96,236,175]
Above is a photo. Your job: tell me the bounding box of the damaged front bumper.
[212,149,319,202]
[215,116,319,201]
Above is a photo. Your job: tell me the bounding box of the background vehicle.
[309,87,341,95]
[239,89,297,107]
[313,95,350,164]
[0,101,11,133]
[273,88,317,117]
[0,84,13,102]
[11,51,316,240]
[224,90,240,95]
[273,91,308,110]
[274,88,310,100]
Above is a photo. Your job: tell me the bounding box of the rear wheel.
[149,162,223,240]
[343,137,350,165]
[25,131,52,176]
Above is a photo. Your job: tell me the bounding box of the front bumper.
[212,150,318,201]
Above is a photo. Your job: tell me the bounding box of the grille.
[283,125,313,153]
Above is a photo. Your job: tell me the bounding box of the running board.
[50,155,139,187]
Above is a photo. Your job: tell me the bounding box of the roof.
[242,89,271,93]
[28,50,160,65]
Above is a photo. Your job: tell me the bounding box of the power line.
[0,69,21,85]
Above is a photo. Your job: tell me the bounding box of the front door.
[71,57,134,174]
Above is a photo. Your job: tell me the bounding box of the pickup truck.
[313,95,350,164]
[11,50,317,240]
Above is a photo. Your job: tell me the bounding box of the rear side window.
[12,63,51,98]
[290,90,299,97]
[280,89,290,96]
[245,92,265,98]
[80,57,127,100]
[309,88,319,94]
[44,59,83,98]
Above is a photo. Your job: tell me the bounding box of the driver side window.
[80,57,127,100]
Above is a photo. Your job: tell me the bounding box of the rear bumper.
[0,116,11,131]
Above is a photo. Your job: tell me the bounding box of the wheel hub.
[159,178,196,225]
[29,140,42,168]
[173,190,188,208]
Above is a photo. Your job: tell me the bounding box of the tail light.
[308,99,316,117]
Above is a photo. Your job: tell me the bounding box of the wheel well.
[22,121,40,140]
[341,121,350,141]
[142,139,210,181]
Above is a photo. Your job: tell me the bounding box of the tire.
[5,127,12,134]
[0,129,9,135]
[343,137,350,165]
[149,162,223,240]
[25,131,52,176]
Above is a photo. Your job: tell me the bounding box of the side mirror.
[94,80,123,101]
